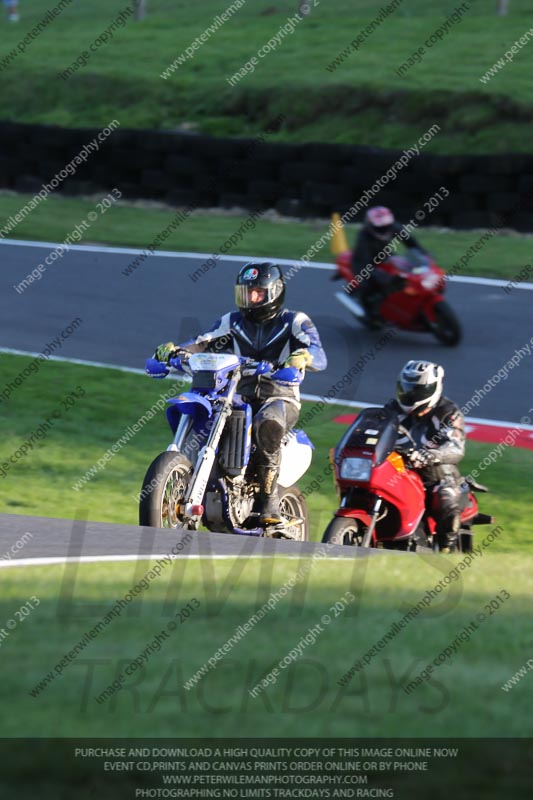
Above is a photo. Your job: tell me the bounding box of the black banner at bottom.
[0,738,531,800]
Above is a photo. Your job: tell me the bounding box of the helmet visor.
[235,279,283,309]
[397,380,436,409]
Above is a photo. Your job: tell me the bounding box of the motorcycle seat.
[466,477,489,493]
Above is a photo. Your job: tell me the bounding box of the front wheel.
[139,451,193,529]
[428,300,462,347]
[321,516,363,546]
[279,486,309,541]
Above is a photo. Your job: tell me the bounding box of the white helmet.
[397,360,444,415]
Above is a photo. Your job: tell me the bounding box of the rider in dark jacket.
[351,206,424,322]
[153,262,327,527]
[385,360,467,552]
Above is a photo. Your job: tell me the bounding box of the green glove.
[284,349,312,371]
[154,341,177,363]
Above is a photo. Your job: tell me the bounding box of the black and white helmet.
[397,360,444,415]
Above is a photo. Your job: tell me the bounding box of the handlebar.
[145,354,305,385]
[239,358,304,384]
[396,424,417,456]
[239,358,273,376]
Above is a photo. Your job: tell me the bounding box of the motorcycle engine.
[226,477,255,527]
[203,477,255,532]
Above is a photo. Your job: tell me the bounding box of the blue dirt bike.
[139,352,314,540]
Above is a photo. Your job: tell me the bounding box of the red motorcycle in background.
[333,248,462,346]
[322,407,493,552]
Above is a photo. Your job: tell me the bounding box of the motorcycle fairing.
[166,392,212,434]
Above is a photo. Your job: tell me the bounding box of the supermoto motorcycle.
[333,248,462,347]
[139,352,313,539]
[322,407,493,552]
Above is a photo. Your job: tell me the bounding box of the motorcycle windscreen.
[335,407,398,466]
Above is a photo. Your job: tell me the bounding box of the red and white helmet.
[365,206,395,241]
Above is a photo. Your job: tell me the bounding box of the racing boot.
[258,464,282,528]
[438,514,460,554]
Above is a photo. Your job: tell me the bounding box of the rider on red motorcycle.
[351,206,426,323]
[384,360,466,553]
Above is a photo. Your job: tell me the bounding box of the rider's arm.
[411,406,465,467]
[153,314,234,363]
[430,407,465,464]
[286,312,327,372]
[395,222,425,253]
[391,400,465,467]
[178,313,235,355]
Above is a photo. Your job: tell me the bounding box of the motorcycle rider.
[152,262,327,529]
[385,360,466,553]
[350,206,425,323]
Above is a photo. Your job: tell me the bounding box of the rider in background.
[385,360,467,553]
[351,206,426,323]
[3,0,19,22]
[153,262,327,528]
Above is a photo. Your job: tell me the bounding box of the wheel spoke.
[279,491,307,541]
[161,467,189,529]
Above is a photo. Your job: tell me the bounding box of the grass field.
[2,190,532,281]
[1,0,533,152]
[0,355,528,549]
[1,552,532,739]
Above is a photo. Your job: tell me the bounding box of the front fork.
[361,497,383,548]
[183,377,240,518]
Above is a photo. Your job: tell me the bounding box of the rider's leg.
[253,399,298,525]
[358,275,384,322]
[430,478,463,553]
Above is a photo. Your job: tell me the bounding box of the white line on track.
[2,348,532,431]
[300,394,533,431]
[2,238,532,290]
[0,553,354,568]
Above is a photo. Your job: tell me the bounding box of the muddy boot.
[258,465,282,527]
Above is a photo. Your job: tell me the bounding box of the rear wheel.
[321,517,363,546]
[139,452,193,529]
[429,301,462,347]
[279,486,309,541]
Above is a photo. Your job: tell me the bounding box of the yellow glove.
[154,341,177,363]
[284,349,312,371]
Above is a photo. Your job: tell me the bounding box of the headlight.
[421,274,440,290]
[339,457,372,481]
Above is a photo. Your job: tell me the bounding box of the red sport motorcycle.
[322,407,493,552]
[333,248,462,346]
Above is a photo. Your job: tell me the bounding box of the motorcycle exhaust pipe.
[472,513,495,525]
